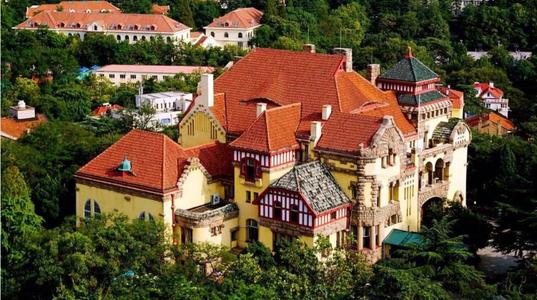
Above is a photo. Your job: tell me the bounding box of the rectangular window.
[109,74,115,78]
[331,211,337,220]
[130,74,137,79]
[231,228,238,241]
[274,200,282,220]
[99,74,104,77]
[120,74,126,79]
[253,192,259,201]
[363,226,370,249]
[246,191,251,203]
[375,225,380,247]
[181,227,193,244]
[290,205,299,223]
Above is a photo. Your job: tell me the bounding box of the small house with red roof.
[204,7,263,49]
[465,111,515,136]
[26,1,121,18]
[473,82,509,118]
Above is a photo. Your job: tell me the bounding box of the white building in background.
[94,64,215,86]
[467,51,532,61]
[474,82,509,118]
[136,91,193,127]
[204,7,263,49]
[15,11,191,44]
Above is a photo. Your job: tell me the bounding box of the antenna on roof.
[306,24,310,44]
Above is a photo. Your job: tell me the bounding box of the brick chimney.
[367,64,380,85]
[303,44,316,53]
[199,73,214,107]
[333,48,352,72]
[256,103,267,117]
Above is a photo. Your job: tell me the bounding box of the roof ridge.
[264,110,271,151]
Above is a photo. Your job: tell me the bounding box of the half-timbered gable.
[255,161,351,237]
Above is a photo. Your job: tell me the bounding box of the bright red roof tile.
[76,130,231,194]
[474,82,503,98]
[466,111,515,131]
[437,86,464,109]
[316,112,382,155]
[0,114,47,140]
[206,7,263,29]
[17,11,190,33]
[230,103,301,153]
[26,1,121,18]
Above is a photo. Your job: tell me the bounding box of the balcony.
[418,180,449,207]
[175,202,239,228]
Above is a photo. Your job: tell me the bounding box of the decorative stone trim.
[351,201,402,227]
[176,157,212,197]
[75,176,167,201]
[175,203,239,228]
[418,181,449,207]
[259,217,314,237]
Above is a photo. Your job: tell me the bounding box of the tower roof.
[379,48,438,83]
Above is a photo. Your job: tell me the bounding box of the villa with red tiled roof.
[466,111,515,136]
[1,101,46,140]
[26,1,121,18]
[76,46,471,261]
[204,7,263,49]
[15,11,191,44]
[473,82,509,118]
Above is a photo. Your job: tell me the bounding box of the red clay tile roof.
[466,111,515,131]
[210,48,416,145]
[76,130,231,194]
[151,4,170,15]
[437,86,464,109]
[316,112,382,155]
[92,104,123,116]
[17,11,190,33]
[206,7,263,29]
[26,1,121,18]
[230,103,301,153]
[0,114,47,140]
[474,82,503,98]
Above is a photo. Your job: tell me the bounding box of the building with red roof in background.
[76,46,471,261]
[26,1,121,18]
[466,111,515,136]
[473,81,509,118]
[204,7,263,49]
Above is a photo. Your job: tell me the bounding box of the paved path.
[477,246,519,274]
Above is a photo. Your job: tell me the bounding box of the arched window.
[84,200,92,219]
[150,36,155,41]
[141,36,146,41]
[116,35,121,41]
[94,201,101,215]
[210,31,215,37]
[84,199,101,219]
[238,32,243,38]
[93,25,98,31]
[166,36,172,43]
[125,35,129,41]
[133,35,138,41]
[224,32,229,38]
[139,211,154,221]
[246,219,258,242]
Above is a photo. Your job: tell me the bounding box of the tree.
[172,0,196,28]
[54,85,92,121]
[372,218,495,298]
[1,166,43,299]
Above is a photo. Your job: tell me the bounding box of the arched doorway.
[434,159,444,182]
[421,197,444,228]
[425,162,433,185]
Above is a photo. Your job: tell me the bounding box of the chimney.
[322,104,332,120]
[199,73,214,107]
[333,48,353,72]
[310,121,322,144]
[367,64,380,85]
[303,43,316,53]
[489,81,494,88]
[256,103,267,117]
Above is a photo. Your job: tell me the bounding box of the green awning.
[383,229,424,247]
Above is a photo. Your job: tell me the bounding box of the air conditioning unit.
[211,193,221,205]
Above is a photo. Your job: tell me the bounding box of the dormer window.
[93,25,98,31]
[59,22,65,28]
[224,21,230,27]
[134,24,140,30]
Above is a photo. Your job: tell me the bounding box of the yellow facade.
[179,111,226,148]
[452,108,463,119]
[76,183,169,225]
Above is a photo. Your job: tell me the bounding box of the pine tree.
[174,0,195,29]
